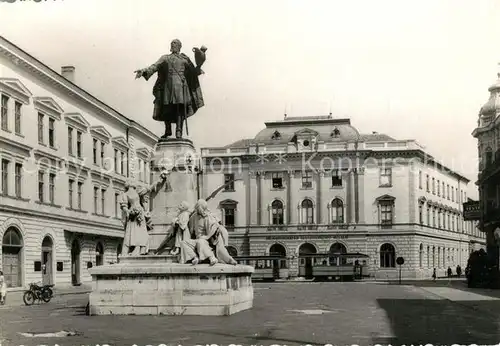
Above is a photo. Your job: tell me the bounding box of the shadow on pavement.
[375,298,500,345]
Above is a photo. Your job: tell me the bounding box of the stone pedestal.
[149,138,198,253]
[89,256,254,316]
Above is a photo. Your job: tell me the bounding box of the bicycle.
[23,282,54,305]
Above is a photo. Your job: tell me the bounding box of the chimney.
[61,66,75,82]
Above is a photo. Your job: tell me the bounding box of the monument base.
[88,255,254,316]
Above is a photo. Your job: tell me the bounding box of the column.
[286,169,292,224]
[245,169,251,226]
[349,171,356,224]
[249,171,258,225]
[316,170,323,224]
[257,171,262,225]
[357,167,365,223]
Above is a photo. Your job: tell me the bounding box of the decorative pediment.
[0,78,32,104]
[90,126,112,144]
[376,194,396,202]
[295,128,319,137]
[64,112,90,132]
[135,147,151,161]
[33,149,63,169]
[111,136,130,150]
[33,97,64,120]
[219,199,238,207]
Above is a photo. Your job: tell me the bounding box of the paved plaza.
[1,281,500,346]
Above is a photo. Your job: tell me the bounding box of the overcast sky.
[2,0,500,197]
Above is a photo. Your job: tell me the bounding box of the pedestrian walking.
[432,268,437,281]
[0,271,7,305]
[447,267,452,278]
[456,265,462,278]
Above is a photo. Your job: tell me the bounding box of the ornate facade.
[473,71,500,264]
[201,116,485,279]
[0,36,157,288]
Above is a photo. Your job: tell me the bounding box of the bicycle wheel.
[41,289,52,303]
[23,291,35,306]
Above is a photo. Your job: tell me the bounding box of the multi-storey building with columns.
[0,36,157,288]
[201,115,485,279]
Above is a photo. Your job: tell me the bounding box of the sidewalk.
[2,284,91,307]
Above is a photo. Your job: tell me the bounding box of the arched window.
[432,246,436,268]
[427,245,430,268]
[271,200,284,225]
[329,242,347,265]
[269,243,287,268]
[300,199,314,224]
[330,199,344,224]
[380,243,395,268]
[419,244,423,267]
[2,227,23,288]
[96,242,104,266]
[226,246,238,257]
[220,200,237,228]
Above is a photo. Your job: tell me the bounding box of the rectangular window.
[48,118,55,147]
[272,172,283,189]
[114,149,119,173]
[1,159,9,195]
[93,139,98,165]
[68,179,74,209]
[38,171,45,202]
[380,202,393,225]
[76,131,82,158]
[331,170,342,187]
[419,205,423,224]
[14,163,22,197]
[143,160,147,184]
[101,188,106,215]
[115,192,120,218]
[138,159,144,182]
[93,186,99,214]
[223,207,235,227]
[442,182,445,198]
[49,173,56,204]
[1,94,8,131]
[452,188,455,202]
[301,171,313,189]
[121,152,126,176]
[447,184,450,200]
[77,181,83,209]
[432,209,436,227]
[68,127,73,155]
[224,173,235,191]
[100,142,105,167]
[437,180,440,196]
[38,113,44,144]
[426,174,430,192]
[14,101,21,135]
[432,178,435,194]
[379,168,392,186]
[427,207,430,225]
[418,171,422,189]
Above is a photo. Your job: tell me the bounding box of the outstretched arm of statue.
[134,55,168,81]
[143,170,170,198]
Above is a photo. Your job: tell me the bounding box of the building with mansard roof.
[201,115,485,279]
[0,36,156,288]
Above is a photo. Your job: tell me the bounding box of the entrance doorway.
[41,236,53,285]
[269,243,287,279]
[298,243,317,279]
[95,242,104,266]
[71,240,80,286]
[2,227,23,288]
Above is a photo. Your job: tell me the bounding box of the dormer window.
[331,127,340,138]
[271,130,281,140]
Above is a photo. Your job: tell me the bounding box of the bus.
[234,255,289,281]
[298,252,370,281]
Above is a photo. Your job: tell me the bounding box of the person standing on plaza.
[0,270,7,305]
[456,265,462,277]
[432,268,437,281]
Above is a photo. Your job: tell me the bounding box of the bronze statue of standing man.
[135,39,207,139]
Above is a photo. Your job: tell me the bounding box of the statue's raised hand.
[134,69,143,79]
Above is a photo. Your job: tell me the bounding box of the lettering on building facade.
[265,235,349,241]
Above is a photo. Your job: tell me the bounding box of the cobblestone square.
[1,281,500,346]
